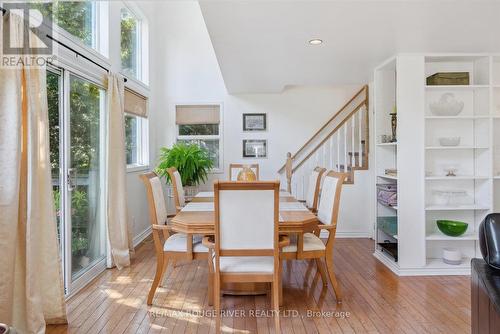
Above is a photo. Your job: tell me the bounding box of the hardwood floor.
[46,238,471,333]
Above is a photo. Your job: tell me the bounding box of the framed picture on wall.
[243,113,267,131]
[243,139,267,158]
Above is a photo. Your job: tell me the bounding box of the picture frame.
[242,139,267,158]
[243,113,267,131]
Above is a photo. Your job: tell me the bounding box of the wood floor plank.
[46,238,471,334]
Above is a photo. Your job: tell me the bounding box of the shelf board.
[426,232,478,241]
[376,142,397,146]
[425,85,489,90]
[494,176,500,179]
[425,176,489,180]
[378,202,398,210]
[378,175,398,180]
[425,115,489,120]
[425,205,490,211]
[425,146,489,150]
[426,257,471,269]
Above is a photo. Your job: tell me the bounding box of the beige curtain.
[107,73,133,270]
[0,13,67,333]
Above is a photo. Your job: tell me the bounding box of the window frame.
[120,2,149,85]
[125,113,150,172]
[26,1,110,61]
[175,103,224,174]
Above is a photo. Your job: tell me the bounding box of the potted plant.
[155,142,214,197]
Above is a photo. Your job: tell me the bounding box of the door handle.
[67,168,76,191]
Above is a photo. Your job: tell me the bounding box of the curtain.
[107,73,133,270]
[0,13,67,333]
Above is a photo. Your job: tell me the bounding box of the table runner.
[182,201,307,212]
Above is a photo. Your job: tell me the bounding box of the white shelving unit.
[374,54,500,276]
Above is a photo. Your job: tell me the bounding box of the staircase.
[278,85,369,200]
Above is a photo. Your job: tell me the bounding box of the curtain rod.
[1,6,128,83]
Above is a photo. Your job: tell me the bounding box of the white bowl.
[439,137,461,147]
[443,248,462,265]
[429,93,464,116]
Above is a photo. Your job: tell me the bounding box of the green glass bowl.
[436,220,468,237]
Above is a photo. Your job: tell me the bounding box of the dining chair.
[139,172,208,306]
[203,180,287,333]
[229,163,259,181]
[282,170,348,302]
[166,167,186,213]
[303,167,327,213]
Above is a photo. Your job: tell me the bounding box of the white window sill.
[126,164,150,173]
[210,168,224,175]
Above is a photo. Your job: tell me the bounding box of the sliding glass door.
[68,75,106,280]
[48,68,106,295]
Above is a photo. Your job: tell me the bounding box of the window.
[32,1,98,49]
[176,105,222,171]
[125,114,148,167]
[124,89,149,169]
[121,6,141,80]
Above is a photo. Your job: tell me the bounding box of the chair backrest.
[167,167,185,212]
[317,171,347,226]
[139,172,168,226]
[214,181,279,258]
[229,163,260,181]
[305,167,326,211]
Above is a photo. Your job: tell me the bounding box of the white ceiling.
[199,0,500,93]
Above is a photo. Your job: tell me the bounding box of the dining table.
[170,190,319,297]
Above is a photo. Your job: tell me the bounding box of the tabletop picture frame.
[243,113,267,131]
[243,139,267,158]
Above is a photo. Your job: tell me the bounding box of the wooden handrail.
[292,100,367,173]
[277,85,369,173]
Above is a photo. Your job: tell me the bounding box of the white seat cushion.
[215,256,274,273]
[282,233,326,253]
[163,233,208,252]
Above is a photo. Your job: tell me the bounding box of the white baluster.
[351,116,355,168]
[335,129,341,172]
[343,124,347,172]
[358,109,363,167]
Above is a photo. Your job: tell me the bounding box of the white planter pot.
[167,184,199,200]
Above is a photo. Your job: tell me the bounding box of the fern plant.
[155,142,214,186]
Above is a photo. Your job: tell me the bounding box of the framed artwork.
[243,139,267,158]
[243,113,267,131]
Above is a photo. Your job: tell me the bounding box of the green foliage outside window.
[121,8,139,79]
[31,1,94,47]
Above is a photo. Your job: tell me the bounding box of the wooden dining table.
[170,191,319,235]
[170,191,319,296]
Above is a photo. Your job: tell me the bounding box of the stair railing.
[279,85,369,198]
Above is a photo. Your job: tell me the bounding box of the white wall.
[131,1,375,239]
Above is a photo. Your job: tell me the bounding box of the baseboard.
[320,230,371,238]
[133,226,152,248]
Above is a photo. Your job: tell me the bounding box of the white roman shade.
[124,88,148,117]
[176,105,220,125]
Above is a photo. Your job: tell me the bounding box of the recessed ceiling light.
[308,39,323,45]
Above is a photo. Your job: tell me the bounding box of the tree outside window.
[121,7,140,80]
[31,1,95,48]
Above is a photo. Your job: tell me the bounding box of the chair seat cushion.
[215,256,274,273]
[164,233,207,252]
[282,233,325,252]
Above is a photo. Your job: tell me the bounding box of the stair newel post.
[285,152,292,194]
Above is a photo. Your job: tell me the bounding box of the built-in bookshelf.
[374,54,500,276]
